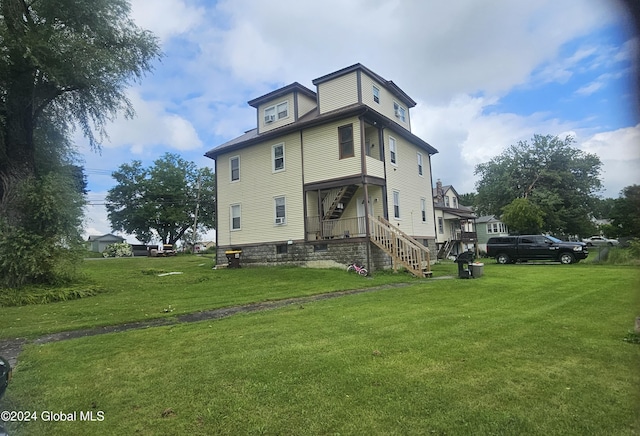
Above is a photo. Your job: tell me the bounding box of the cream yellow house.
[432,180,477,259]
[205,64,438,276]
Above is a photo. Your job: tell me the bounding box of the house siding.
[257,92,296,134]
[384,131,434,239]
[297,93,317,118]
[302,116,362,184]
[217,132,304,246]
[317,71,359,114]
[360,73,410,130]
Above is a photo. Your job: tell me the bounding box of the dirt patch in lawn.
[1,280,450,368]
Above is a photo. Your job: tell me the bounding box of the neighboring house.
[432,180,477,258]
[475,215,509,252]
[205,64,438,276]
[86,234,125,253]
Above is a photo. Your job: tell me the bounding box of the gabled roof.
[312,63,417,108]
[476,215,502,224]
[433,184,459,199]
[87,233,124,242]
[247,82,316,108]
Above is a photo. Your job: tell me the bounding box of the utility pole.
[191,175,201,253]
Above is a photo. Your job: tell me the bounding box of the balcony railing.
[306,216,366,240]
[453,230,477,242]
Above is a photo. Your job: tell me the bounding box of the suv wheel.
[496,253,510,264]
[559,253,575,264]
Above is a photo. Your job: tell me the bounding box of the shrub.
[102,242,133,258]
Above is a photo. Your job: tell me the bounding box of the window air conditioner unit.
[265,115,275,123]
[275,217,285,225]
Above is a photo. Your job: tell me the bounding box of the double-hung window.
[264,101,289,123]
[438,217,444,233]
[394,102,406,122]
[393,190,400,219]
[417,152,423,176]
[389,136,397,165]
[230,156,240,182]
[339,124,354,159]
[444,196,450,207]
[273,143,285,172]
[421,198,427,222]
[230,204,241,230]
[373,86,380,104]
[274,196,286,225]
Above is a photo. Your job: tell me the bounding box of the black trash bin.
[225,250,242,268]
[454,250,474,279]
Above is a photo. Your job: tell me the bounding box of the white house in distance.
[205,64,438,276]
[432,180,477,258]
[86,233,125,253]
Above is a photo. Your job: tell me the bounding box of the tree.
[0,0,160,287]
[106,153,216,245]
[501,198,545,234]
[458,192,477,209]
[609,185,640,237]
[474,134,602,236]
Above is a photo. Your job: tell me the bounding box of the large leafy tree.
[608,185,640,238]
[0,0,160,287]
[474,134,602,236]
[106,153,216,245]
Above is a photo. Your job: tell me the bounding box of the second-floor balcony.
[453,230,477,242]
[306,216,367,240]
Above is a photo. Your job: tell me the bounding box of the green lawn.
[1,260,639,435]
[0,255,424,340]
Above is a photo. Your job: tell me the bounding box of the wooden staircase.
[322,185,358,220]
[368,215,432,278]
[437,240,455,259]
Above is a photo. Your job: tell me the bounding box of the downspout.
[428,153,438,254]
[300,129,307,241]
[359,115,371,273]
[213,158,219,264]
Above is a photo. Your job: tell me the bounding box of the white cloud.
[130,0,205,42]
[95,91,203,153]
[412,95,573,194]
[579,124,640,196]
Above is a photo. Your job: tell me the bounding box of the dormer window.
[393,102,406,122]
[453,197,458,208]
[264,101,289,124]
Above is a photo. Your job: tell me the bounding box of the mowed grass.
[2,262,639,435]
[0,255,423,340]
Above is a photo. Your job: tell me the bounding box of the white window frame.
[393,102,406,122]
[389,136,397,165]
[373,86,380,104]
[393,190,400,219]
[264,100,289,123]
[230,156,240,182]
[272,143,285,172]
[417,152,423,176]
[453,197,458,208]
[438,217,444,234]
[274,196,286,225]
[230,204,241,231]
[264,106,276,124]
[421,198,427,222]
[444,196,450,207]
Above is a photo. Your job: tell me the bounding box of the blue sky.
[79,0,640,241]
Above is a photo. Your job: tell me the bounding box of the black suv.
[486,235,588,264]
